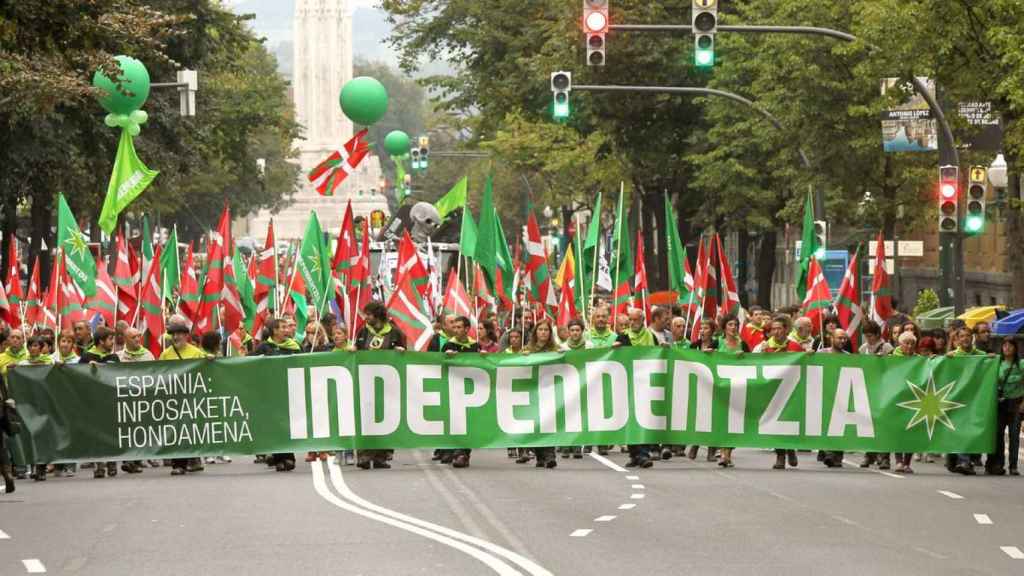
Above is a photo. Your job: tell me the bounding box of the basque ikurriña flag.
[308,129,370,196]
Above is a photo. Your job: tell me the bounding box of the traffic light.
[938,165,959,232]
[583,0,608,66]
[813,220,827,259]
[410,147,421,170]
[965,166,987,235]
[692,0,717,68]
[418,136,430,170]
[551,71,572,121]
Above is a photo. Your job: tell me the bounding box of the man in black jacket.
[80,326,120,478]
[440,316,479,468]
[354,301,405,470]
[252,318,301,472]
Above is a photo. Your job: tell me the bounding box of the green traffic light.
[695,49,714,68]
[964,214,984,234]
[552,97,570,121]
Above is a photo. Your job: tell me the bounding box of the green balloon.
[130,110,149,125]
[339,76,388,126]
[127,123,141,137]
[92,55,151,115]
[383,130,411,156]
[104,114,119,128]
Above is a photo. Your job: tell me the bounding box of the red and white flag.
[834,250,863,350]
[308,129,370,196]
[24,258,46,328]
[869,231,894,326]
[800,257,832,336]
[139,245,164,357]
[716,233,744,323]
[87,262,117,327]
[633,230,650,322]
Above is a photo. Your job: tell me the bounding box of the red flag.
[689,237,708,342]
[58,265,87,330]
[387,266,436,352]
[6,239,23,314]
[113,230,137,323]
[41,258,60,329]
[0,276,14,329]
[178,243,200,323]
[87,262,117,327]
[139,245,164,357]
[344,220,371,340]
[24,258,46,328]
[525,212,557,313]
[703,235,720,322]
[332,201,357,275]
[835,250,863,350]
[441,268,477,340]
[308,129,370,196]
[633,230,650,322]
[220,248,245,334]
[474,264,495,314]
[395,230,430,301]
[801,257,832,336]
[870,231,894,325]
[195,206,231,333]
[716,233,743,322]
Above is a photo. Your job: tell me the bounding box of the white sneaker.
[205,457,216,464]
[219,456,232,463]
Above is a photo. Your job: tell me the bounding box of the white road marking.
[841,459,904,479]
[311,463,526,576]
[618,504,636,510]
[588,453,627,473]
[1001,546,1024,560]
[0,529,9,539]
[325,461,552,576]
[938,490,964,500]
[569,529,592,538]
[630,484,644,490]
[625,475,639,480]
[630,493,645,500]
[594,515,616,522]
[974,514,993,525]
[22,559,46,573]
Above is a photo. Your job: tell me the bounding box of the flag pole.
[611,183,624,329]
[54,247,62,331]
[574,215,587,328]
[588,227,599,322]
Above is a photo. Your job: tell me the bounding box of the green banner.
[7,349,997,462]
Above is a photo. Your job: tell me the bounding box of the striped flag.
[87,262,117,327]
[308,129,370,196]
[834,249,863,350]
[24,258,45,328]
[139,245,164,357]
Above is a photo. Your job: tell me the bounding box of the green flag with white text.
[99,131,159,234]
[56,194,97,297]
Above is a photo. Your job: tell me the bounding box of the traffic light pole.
[572,84,811,171]
[607,22,964,313]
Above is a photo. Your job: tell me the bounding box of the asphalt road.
[2,448,1023,575]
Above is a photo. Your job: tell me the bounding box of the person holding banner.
[890,331,919,474]
[56,330,81,364]
[988,338,1023,476]
[686,318,720,463]
[946,327,989,475]
[252,317,301,472]
[741,306,769,351]
[522,319,560,469]
[560,320,587,351]
[586,308,618,349]
[159,318,211,476]
[819,328,853,469]
[0,329,28,375]
[754,315,800,470]
[18,336,54,482]
[81,326,121,478]
[617,309,659,469]
[441,316,480,469]
[354,301,405,470]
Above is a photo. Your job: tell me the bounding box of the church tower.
[242,0,387,241]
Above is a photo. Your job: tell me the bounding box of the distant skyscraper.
[243,0,386,241]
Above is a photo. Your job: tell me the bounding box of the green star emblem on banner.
[897,375,966,440]
[307,253,322,277]
[65,229,90,260]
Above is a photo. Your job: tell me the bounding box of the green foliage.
[0,0,299,258]
[912,288,941,319]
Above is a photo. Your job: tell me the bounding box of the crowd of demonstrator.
[0,301,1020,494]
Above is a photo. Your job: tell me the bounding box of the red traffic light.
[940,183,957,199]
[585,10,607,33]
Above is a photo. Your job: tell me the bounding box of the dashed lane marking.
[594,516,616,522]
[570,529,592,538]
[618,504,636,510]
[630,493,645,500]
[625,475,639,480]
[974,514,993,525]
[0,529,9,539]
[630,484,644,490]
[938,490,964,500]
[841,459,904,479]
[1000,546,1024,560]
[22,559,46,573]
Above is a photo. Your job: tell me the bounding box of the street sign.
[958,101,1002,151]
[868,240,923,258]
[869,258,896,275]
[881,77,938,152]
